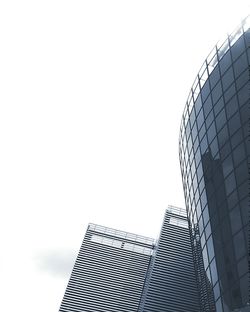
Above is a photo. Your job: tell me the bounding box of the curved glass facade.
[179,18,250,312]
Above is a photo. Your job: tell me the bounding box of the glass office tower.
[179,17,250,312]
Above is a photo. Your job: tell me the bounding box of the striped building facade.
[59,206,200,312]
[139,206,200,312]
[59,223,154,312]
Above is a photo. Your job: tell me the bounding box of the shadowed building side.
[139,206,200,312]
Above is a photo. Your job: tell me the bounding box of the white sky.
[0,1,249,312]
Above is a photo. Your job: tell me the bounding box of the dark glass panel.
[240,197,248,226]
[209,66,220,89]
[233,230,246,260]
[228,113,241,136]
[219,204,230,230]
[235,68,249,90]
[237,82,249,107]
[191,120,198,139]
[195,146,201,166]
[219,141,231,160]
[197,162,203,182]
[224,83,236,102]
[239,102,249,124]
[233,143,246,167]
[226,190,238,211]
[205,110,214,129]
[240,274,248,305]
[238,180,248,200]
[203,96,213,117]
[245,31,250,46]
[219,50,231,75]
[222,67,234,91]
[225,95,238,119]
[198,176,205,194]
[207,123,216,144]
[193,174,198,192]
[213,168,224,189]
[189,107,196,128]
[210,137,219,158]
[225,171,236,195]
[222,154,233,178]
[214,97,224,116]
[237,256,248,278]
[194,94,203,115]
[235,161,248,186]
[212,81,223,104]
[197,108,205,129]
[193,135,199,153]
[222,299,231,312]
[229,205,242,234]
[216,183,227,207]
[231,35,245,61]
[231,285,243,309]
[200,135,208,154]
[199,123,206,141]
[201,80,211,102]
[186,121,191,140]
[215,108,227,132]
[242,122,249,141]
[233,52,248,78]
[218,125,229,148]
[231,128,243,149]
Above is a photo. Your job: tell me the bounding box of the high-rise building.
[179,17,250,312]
[59,17,250,312]
[59,207,200,312]
[59,223,154,312]
[140,206,200,312]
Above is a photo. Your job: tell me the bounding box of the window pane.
[225,172,236,195]
[222,67,234,91]
[233,231,246,260]
[229,206,242,234]
[225,95,238,119]
[233,52,248,77]
[212,82,222,103]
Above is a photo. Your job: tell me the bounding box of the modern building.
[139,206,200,312]
[59,206,200,312]
[179,17,250,312]
[59,223,154,312]
[59,17,250,312]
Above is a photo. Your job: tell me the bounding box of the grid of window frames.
[179,17,250,312]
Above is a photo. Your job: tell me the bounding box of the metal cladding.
[59,224,154,312]
[179,17,250,312]
[140,206,200,312]
[59,207,200,312]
